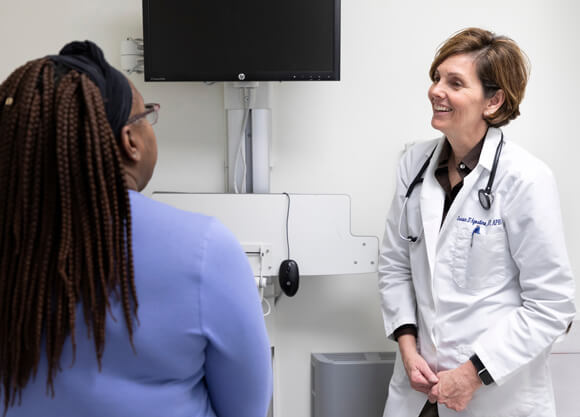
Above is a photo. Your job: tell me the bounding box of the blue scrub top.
[6,191,272,417]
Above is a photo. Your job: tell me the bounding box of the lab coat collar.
[419,137,446,280]
[418,126,504,280]
[478,127,503,172]
[437,129,504,244]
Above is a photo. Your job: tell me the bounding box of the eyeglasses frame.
[126,103,160,125]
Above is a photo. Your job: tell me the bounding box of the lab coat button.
[459,162,466,169]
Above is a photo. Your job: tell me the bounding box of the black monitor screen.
[143,0,340,81]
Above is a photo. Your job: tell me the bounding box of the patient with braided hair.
[0,41,272,417]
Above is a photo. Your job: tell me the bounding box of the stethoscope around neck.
[398,131,504,243]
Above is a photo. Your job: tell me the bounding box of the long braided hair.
[0,57,138,410]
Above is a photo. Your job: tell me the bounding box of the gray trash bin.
[311,352,396,417]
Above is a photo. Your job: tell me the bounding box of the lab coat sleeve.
[472,164,576,386]
[201,219,273,417]
[378,149,419,341]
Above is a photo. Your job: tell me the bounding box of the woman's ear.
[120,124,140,162]
[486,89,505,116]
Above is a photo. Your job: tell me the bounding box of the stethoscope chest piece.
[478,189,493,210]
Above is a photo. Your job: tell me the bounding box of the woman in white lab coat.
[378,28,576,417]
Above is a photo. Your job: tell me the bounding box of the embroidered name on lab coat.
[457,216,503,227]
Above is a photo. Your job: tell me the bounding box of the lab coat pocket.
[452,226,508,290]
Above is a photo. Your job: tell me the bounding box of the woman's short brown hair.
[429,27,530,127]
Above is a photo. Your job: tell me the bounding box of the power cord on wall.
[233,87,254,193]
[283,192,291,259]
[262,297,271,316]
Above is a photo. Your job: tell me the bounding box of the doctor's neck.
[446,124,489,162]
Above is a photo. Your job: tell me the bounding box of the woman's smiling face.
[428,53,491,142]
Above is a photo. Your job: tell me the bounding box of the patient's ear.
[119,124,141,162]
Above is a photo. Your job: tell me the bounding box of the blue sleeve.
[200,219,272,417]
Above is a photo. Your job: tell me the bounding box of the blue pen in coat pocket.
[471,225,480,247]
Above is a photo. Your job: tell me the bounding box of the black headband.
[49,40,133,139]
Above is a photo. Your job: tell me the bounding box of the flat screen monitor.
[142,0,340,82]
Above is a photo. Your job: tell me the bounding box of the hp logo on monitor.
[238,73,246,81]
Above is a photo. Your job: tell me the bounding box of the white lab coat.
[379,127,576,417]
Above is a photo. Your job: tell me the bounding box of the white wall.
[1,1,579,416]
